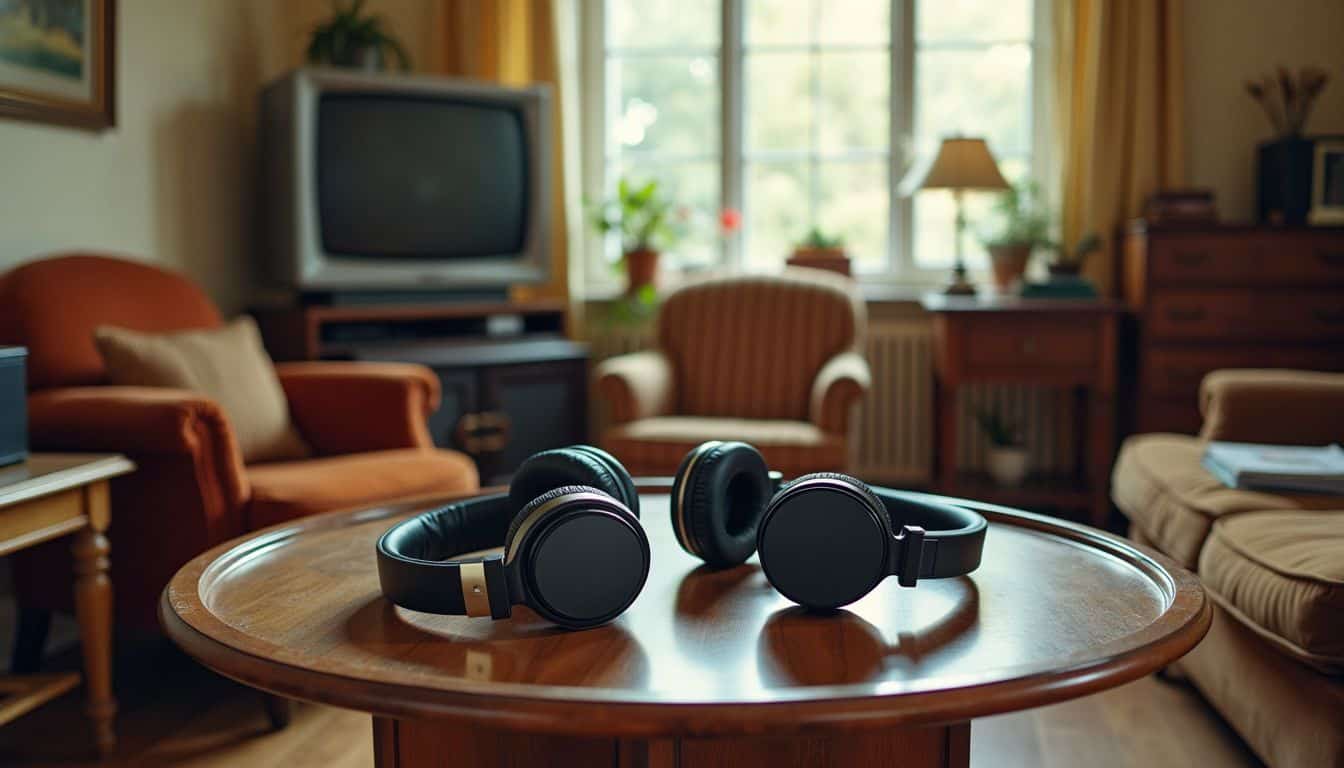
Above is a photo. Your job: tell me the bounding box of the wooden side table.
[923,295,1122,528]
[0,453,133,756]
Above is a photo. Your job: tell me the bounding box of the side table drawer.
[963,322,1099,370]
[1148,291,1344,341]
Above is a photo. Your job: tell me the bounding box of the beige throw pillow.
[94,317,311,464]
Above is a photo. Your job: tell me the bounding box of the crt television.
[260,68,552,294]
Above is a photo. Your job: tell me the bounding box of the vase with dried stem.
[1247,66,1332,225]
[1245,66,1330,138]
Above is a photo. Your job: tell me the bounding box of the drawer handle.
[1313,309,1344,325]
[1316,250,1344,267]
[1165,306,1206,324]
[455,411,512,454]
[1172,250,1209,267]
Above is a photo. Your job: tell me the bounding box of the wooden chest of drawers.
[1121,222,1344,435]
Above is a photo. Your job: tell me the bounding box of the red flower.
[719,208,742,232]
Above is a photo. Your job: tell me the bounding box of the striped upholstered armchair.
[596,269,871,478]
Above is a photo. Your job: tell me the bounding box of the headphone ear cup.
[781,472,890,534]
[509,447,637,518]
[505,484,613,557]
[676,442,772,568]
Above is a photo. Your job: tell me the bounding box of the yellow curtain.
[441,0,569,303]
[1055,0,1185,295]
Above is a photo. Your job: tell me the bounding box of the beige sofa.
[1112,370,1344,768]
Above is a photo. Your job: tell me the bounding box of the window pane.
[608,0,719,48]
[746,0,813,46]
[914,45,1031,158]
[744,162,811,271]
[818,52,888,152]
[818,161,888,270]
[818,0,889,45]
[745,53,811,153]
[608,160,721,268]
[917,0,1031,42]
[608,56,719,155]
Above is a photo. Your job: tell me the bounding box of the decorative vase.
[987,446,1029,486]
[786,247,852,277]
[1257,137,1315,225]
[624,249,660,295]
[988,244,1032,291]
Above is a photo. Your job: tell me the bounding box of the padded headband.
[872,486,987,581]
[376,494,514,618]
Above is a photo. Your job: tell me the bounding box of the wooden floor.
[0,635,1262,768]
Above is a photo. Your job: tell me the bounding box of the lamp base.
[942,276,977,296]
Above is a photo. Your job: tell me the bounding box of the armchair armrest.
[27,386,249,512]
[595,351,675,424]
[809,351,872,435]
[275,361,439,454]
[1200,369,1344,445]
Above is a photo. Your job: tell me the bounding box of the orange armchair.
[596,270,871,477]
[0,254,478,638]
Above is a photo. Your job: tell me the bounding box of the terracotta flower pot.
[988,244,1032,291]
[786,247,852,277]
[624,249,660,295]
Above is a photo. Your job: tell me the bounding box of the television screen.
[317,94,529,259]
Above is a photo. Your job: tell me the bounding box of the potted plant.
[786,227,851,276]
[307,0,411,72]
[975,406,1029,486]
[981,182,1051,292]
[1047,232,1101,278]
[591,178,684,296]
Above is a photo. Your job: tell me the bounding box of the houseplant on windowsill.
[975,406,1028,486]
[786,227,851,276]
[980,182,1050,292]
[591,178,687,296]
[307,0,411,72]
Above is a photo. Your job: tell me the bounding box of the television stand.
[302,288,512,307]
[252,300,587,484]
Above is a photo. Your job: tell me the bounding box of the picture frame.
[0,0,115,131]
[1309,139,1344,225]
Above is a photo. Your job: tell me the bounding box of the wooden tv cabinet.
[253,301,588,484]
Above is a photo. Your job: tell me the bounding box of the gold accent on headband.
[460,562,490,617]
[504,490,622,566]
[674,441,721,556]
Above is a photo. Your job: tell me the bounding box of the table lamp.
[900,137,1009,295]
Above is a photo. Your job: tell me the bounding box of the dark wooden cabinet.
[1121,222,1344,435]
[254,302,589,485]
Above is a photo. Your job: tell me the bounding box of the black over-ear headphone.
[377,446,649,631]
[670,441,987,610]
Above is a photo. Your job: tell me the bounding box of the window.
[585,0,1047,283]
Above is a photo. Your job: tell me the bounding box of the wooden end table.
[162,483,1208,768]
[0,453,133,756]
[922,294,1124,527]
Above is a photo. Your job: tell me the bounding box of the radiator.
[584,316,1069,484]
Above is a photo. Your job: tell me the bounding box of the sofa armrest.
[275,361,438,454]
[595,351,675,425]
[27,386,250,511]
[809,351,872,434]
[1200,369,1344,445]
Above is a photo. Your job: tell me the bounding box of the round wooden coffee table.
[161,484,1209,768]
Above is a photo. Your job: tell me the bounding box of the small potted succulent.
[981,182,1051,291]
[307,0,412,72]
[590,178,685,296]
[975,406,1028,486]
[786,227,851,276]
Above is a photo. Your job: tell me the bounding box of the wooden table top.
[0,454,134,509]
[161,485,1210,738]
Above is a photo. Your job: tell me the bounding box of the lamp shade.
[899,137,1009,194]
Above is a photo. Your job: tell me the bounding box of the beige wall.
[1183,0,1344,222]
[0,0,439,315]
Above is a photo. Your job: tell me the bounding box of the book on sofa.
[1203,441,1344,494]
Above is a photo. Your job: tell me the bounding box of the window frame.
[581,0,1052,289]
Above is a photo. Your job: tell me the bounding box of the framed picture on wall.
[0,0,114,130]
[1309,140,1344,225]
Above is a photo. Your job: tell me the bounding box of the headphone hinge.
[483,555,512,620]
[896,526,926,588]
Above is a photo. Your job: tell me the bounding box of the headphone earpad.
[505,484,616,557]
[509,446,639,518]
[678,442,772,568]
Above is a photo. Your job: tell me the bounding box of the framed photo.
[0,0,114,130]
[1310,139,1344,225]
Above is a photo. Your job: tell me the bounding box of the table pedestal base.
[372,717,970,768]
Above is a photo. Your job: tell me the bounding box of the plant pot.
[988,244,1032,291]
[1047,261,1083,278]
[986,446,1029,486]
[318,43,386,71]
[624,249,660,295]
[786,248,852,277]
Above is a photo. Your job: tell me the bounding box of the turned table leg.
[72,481,116,757]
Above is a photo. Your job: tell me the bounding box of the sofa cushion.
[246,448,478,530]
[1110,433,1340,568]
[1200,511,1344,673]
[603,416,847,477]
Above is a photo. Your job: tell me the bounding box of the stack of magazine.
[1203,442,1344,495]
